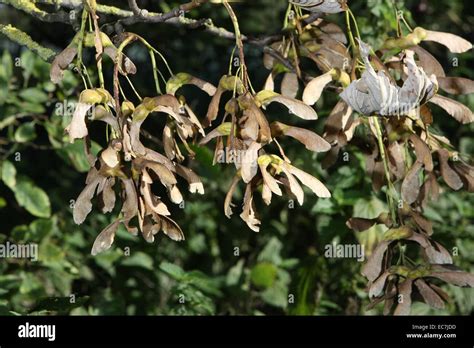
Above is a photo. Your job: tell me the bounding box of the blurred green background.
[0,0,473,315]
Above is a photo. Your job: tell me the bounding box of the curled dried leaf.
[240,183,261,232]
[341,41,437,116]
[224,174,241,218]
[74,170,105,224]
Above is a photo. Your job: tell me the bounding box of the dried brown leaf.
[409,134,433,172]
[437,149,463,190]
[271,121,331,153]
[414,279,445,309]
[224,175,241,218]
[402,161,423,204]
[394,279,413,316]
[361,240,391,282]
[438,77,474,95]
[430,95,474,124]
[411,46,446,77]
[424,30,473,54]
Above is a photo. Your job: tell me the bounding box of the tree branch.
[0,0,293,73]
[1,0,75,24]
[0,24,56,62]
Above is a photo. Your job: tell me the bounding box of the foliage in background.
[0,0,473,315]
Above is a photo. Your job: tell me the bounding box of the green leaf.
[0,51,12,105]
[16,101,45,114]
[0,300,11,315]
[19,88,48,104]
[10,225,29,242]
[0,116,16,130]
[57,140,101,172]
[353,197,388,254]
[39,242,65,266]
[257,237,283,265]
[14,122,37,143]
[121,252,154,270]
[260,280,289,309]
[43,81,56,93]
[251,262,278,289]
[28,218,54,242]
[20,50,35,82]
[30,296,89,314]
[1,160,17,189]
[13,176,51,218]
[159,262,185,280]
[280,258,299,269]
[19,272,42,294]
[184,271,223,297]
[226,259,245,286]
[93,249,122,276]
[0,50,13,81]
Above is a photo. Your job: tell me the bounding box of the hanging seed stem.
[223,0,248,91]
[373,117,398,225]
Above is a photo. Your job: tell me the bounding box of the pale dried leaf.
[224,175,241,218]
[100,177,116,213]
[369,270,391,298]
[302,71,333,106]
[286,163,331,198]
[424,30,473,54]
[91,219,120,255]
[240,184,260,232]
[281,73,299,98]
[430,95,474,124]
[241,142,262,183]
[272,122,331,153]
[256,90,318,120]
[438,77,474,95]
